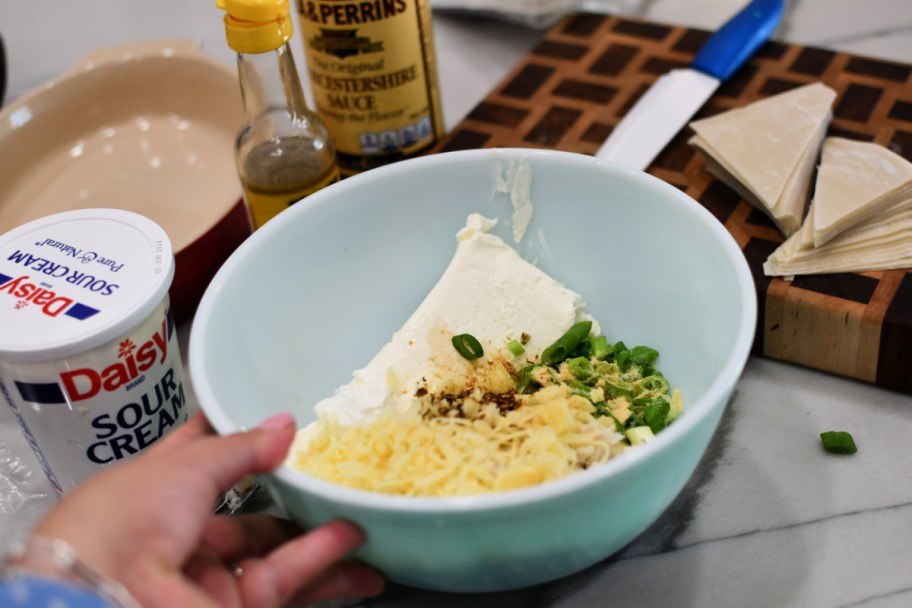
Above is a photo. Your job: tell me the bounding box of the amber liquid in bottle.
[234,40,339,230]
[240,135,339,229]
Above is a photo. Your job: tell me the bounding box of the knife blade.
[595,0,785,171]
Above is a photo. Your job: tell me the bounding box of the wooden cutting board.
[433,13,912,395]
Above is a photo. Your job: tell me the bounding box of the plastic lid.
[0,209,175,363]
[217,0,293,54]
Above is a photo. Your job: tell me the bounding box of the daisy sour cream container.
[0,209,194,494]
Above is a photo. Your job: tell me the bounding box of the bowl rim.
[189,147,758,514]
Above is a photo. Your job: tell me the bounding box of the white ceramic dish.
[0,40,250,321]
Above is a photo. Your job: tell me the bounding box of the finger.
[183,550,242,608]
[237,520,367,608]
[289,561,385,605]
[163,412,297,497]
[202,514,302,561]
[147,411,214,457]
[126,553,229,608]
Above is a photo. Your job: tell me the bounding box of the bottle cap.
[0,208,175,361]
[216,0,293,54]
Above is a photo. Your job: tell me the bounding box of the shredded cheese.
[293,384,624,497]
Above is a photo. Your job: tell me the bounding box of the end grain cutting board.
[434,13,912,395]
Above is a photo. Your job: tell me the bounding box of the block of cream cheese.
[689,82,836,236]
[0,209,194,494]
[302,213,597,432]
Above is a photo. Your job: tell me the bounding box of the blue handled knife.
[595,0,785,171]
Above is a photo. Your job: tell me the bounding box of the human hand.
[28,412,384,607]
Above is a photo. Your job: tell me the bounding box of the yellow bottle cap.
[216,0,293,54]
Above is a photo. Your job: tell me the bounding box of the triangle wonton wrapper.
[689,82,836,236]
[763,189,912,276]
[810,137,912,247]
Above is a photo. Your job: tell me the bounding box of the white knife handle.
[595,69,719,171]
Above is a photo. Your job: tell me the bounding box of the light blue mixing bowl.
[189,148,757,592]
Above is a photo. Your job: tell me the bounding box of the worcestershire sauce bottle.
[295,0,445,176]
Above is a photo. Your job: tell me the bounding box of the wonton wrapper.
[689,82,837,236]
[764,138,912,277]
[763,199,912,276]
[810,137,912,247]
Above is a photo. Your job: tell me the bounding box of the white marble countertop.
[1,1,911,606]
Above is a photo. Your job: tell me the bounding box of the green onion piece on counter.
[452,333,484,359]
[820,431,857,455]
[541,321,592,366]
[506,339,525,356]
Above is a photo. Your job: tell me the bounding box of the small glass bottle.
[218,0,339,229]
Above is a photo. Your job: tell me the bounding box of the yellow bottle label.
[295,0,445,175]
[243,166,340,229]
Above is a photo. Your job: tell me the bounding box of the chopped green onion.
[506,339,525,356]
[644,399,671,434]
[602,380,634,399]
[639,374,669,394]
[591,336,612,360]
[541,321,592,366]
[626,426,655,446]
[594,360,620,376]
[516,364,535,392]
[820,431,857,455]
[630,345,660,367]
[616,349,631,371]
[452,334,484,359]
[567,357,594,382]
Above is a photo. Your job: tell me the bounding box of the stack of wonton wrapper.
[688,82,912,278]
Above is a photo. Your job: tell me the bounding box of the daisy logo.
[59,320,171,402]
[118,339,136,359]
[0,273,100,320]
